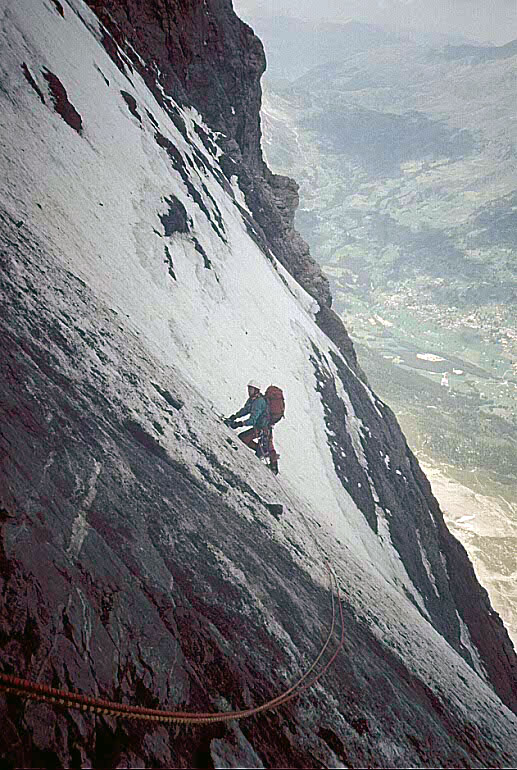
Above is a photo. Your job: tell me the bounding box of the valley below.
[259,24,517,646]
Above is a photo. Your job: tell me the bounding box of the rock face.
[1,224,516,767]
[0,1,516,768]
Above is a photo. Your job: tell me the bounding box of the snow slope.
[1,0,421,590]
[1,0,516,765]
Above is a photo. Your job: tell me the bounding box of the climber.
[225,381,284,475]
[225,380,269,453]
[258,423,279,475]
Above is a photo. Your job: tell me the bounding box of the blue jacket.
[235,395,269,429]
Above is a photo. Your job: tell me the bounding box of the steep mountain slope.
[0,1,516,767]
[85,0,350,360]
[260,35,517,645]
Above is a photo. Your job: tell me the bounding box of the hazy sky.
[234,0,517,45]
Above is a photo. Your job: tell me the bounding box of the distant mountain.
[247,17,399,80]
[442,38,517,61]
[246,14,479,83]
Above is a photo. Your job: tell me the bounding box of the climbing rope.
[0,565,345,724]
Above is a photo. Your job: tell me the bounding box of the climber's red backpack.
[265,385,285,425]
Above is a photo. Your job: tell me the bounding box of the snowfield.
[2,0,418,589]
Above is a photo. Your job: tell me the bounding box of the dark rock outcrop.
[42,69,83,134]
[120,89,142,122]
